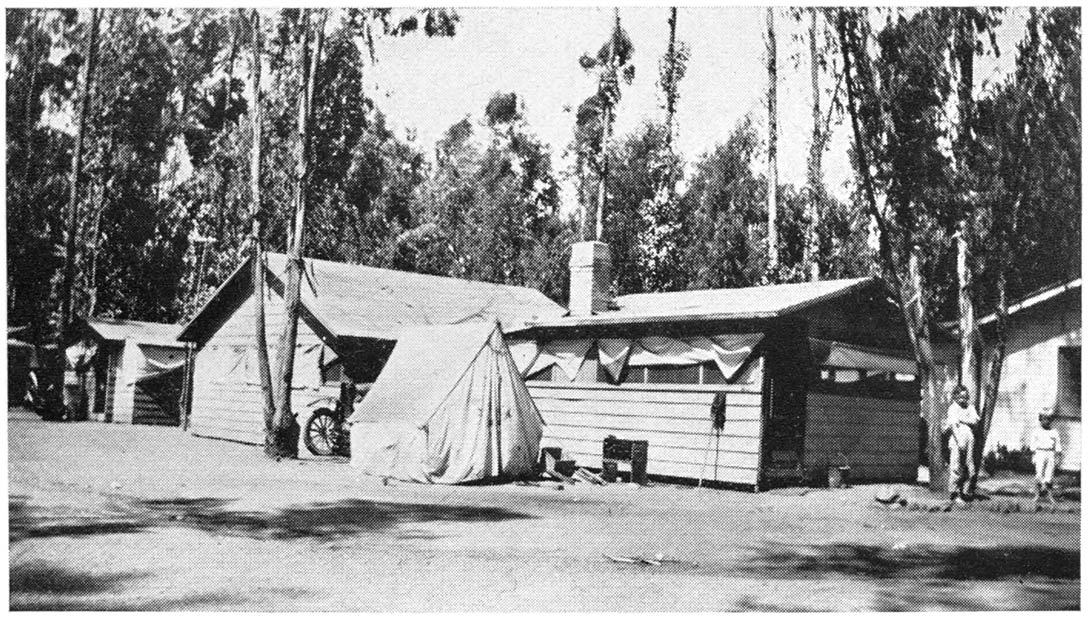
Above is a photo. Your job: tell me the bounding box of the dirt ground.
[8,407,1080,611]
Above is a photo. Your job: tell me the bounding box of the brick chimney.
[569,241,613,316]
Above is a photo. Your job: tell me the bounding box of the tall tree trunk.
[956,221,976,400]
[765,7,778,281]
[595,7,620,242]
[51,8,101,419]
[269,8,325,458]
[954,12,978,407]
[213,20,241,255]
[250,9,276,436]
[907,248,946,493]
[86,124,118,319]
[979,268,1008,442]
[804,8,821,282]
[837,11,945,491]
[663,7,678,149]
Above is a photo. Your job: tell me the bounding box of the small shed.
[68,318,190,425]
[177,253,566,446]
[509,241,922,490]
[978,279,1081,471]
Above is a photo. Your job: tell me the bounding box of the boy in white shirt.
[1031,408,1062,504]
[943,385,980,503]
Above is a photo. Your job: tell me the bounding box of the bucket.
[828,465,851,489]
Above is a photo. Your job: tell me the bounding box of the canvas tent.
[349,323,544,484]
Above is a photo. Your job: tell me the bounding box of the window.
[598,361,729,386]
[1058,346,1081,418]
[701,361,729,384]
[833,368,864,383]
[646,364,700,384]
[527,365,555,382]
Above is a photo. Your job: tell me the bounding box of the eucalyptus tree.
[574,8,635,241]
[635,7,689,293]
[966,7,1080,487]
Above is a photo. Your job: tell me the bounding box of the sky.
[36,6,1030,212]
[364,7,1028,210]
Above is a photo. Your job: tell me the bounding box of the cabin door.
[760,330,809,486]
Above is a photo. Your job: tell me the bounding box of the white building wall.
[984,300,1080,470]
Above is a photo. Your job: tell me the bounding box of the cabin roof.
[83,317,185,347]
[179,253,567,344]
[528,277,882,328]
[977,278,1081,326]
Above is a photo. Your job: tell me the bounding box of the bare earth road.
[8,408,1079,611]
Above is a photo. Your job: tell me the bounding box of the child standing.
[943,385,980,503]
[1031,408,1062,504]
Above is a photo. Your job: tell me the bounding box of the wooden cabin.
[178,247,922,489]
[176,253,566,446]
[977,279,1081,471]
[509,242,922,490]
[68,318,190,425]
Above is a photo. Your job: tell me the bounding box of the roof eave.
[526,310,782,329]
[978,279,1081,326]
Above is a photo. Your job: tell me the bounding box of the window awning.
[810,338,916,375]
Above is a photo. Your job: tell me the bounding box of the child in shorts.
[1031,408,1062,504]
[943,385,980,503]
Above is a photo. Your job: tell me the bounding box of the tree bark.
[836,10,945,491]
[953,12,978,407]
[956,221,977,401]
[51,8,101,419]
[663,7,678,149]
[594,8,620,242]
[765,7,778,281]
[269,8,325,459]
[804,8,821,282]
[249,9,276,437]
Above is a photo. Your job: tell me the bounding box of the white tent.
[348,323,544,484]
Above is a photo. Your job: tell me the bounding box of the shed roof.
[83,317,185,347]
[529,277,881,328]
[180,253,567,344]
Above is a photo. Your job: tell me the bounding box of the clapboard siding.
[189,286,331,447]
[529,382,763,486]
[101,346,121,421]
[132,383,178,426]
[803,392,919,482]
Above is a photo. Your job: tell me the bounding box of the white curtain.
[597,339,633,382]
[525,339,592,380]
[516,333,763,384]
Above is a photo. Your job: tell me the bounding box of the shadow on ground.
[750,542,1079,581]
[10,496,534,543]
[9,563,148,597]
[9,561,310,611]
